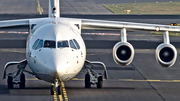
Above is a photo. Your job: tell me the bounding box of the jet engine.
[113,42,134,66]
[155,43,177,67]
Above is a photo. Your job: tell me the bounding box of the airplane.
[2,0,180,95]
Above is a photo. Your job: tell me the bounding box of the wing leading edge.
[1,18,180,32]
[81,19,180,32]
[0,19,30,29]
[79,18,180,67]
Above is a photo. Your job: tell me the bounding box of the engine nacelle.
[113,42,134,66]
[156,43,177,67]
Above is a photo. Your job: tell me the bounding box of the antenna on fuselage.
[49,0,60,18]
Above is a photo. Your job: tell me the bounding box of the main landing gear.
[7,73,26,89]
[84,60,108,89]
[3,59,34,89]
[51,78,62,95]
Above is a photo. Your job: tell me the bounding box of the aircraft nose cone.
[55,59,68,77]
[38,48,72,81]
[41,56,68,79]
[54,52,70,78]
[39,49,70,78]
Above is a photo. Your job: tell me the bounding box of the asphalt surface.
[66,49,180,101]
[1,0,180,15]
[1,48,180,101]
[1,27,180,101]
[1,0,180,101]
[0,0,112,15]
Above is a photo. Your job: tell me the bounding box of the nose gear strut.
[51,78,62,95]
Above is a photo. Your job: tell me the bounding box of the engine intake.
[113,42,134,66]
[156,43,177,67]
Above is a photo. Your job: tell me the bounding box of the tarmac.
[0,17,180,101]
[1,0,180,15]
[1,0,180,101]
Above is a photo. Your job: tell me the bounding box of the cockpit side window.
[35,40,43,50]
[69,40,77,49]
[58,41,69,48]
[73,39,80,49]
[32,39,40,49]
[44,40,56,48]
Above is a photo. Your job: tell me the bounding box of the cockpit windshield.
[69,39,80,49]
[32,39,43,50]
[32,39,80,49]
[73,39,80,49]
[69,40,77,49]
[44,40,56,48]
[58,41,69,48]
[36,40,43,49]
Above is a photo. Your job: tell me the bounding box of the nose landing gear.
[51,78,62,95]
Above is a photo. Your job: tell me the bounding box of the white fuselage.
[26,19,86,83]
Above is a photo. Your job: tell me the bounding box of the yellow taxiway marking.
[53,91,58,101]
[71,78,180,82]
[25,78,180,101]
[118,79,180,82]
[52,83,64,101]
[59,94,63,101]
[60,79,68,101]
[26,78,180,83]
[71,78,84,80]
[26,79,67,101]
[26,78,38,80]
[37,0,43,15]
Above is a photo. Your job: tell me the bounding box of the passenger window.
[73,39,80,49]
[58,41,69,48]
[35,40,43,50]
[44,40,56,48]
[32,39,40,49]
[70,40,77,49]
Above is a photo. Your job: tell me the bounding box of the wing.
[81,19,180,32]
[0,19,30,29]
[0,18,50,30]
[80,19,180,67]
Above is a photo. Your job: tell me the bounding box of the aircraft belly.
[60,72,78,82]
[61,60,84,82]
[35,73,55,83]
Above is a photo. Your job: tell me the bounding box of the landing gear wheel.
[97,76,103,89]
[85,74,91,88]
[19,73,25,89]
[51,85,54,95]
[57,85,61,95]
[7,76,13,89]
